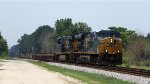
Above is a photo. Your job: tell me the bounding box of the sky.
[0,0,150,48]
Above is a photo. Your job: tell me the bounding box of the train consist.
[33,30,122,66]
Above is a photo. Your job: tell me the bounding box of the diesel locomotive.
[54,30,122,66]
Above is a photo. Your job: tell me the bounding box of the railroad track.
[56,62,150,78]
[28,56,150,78]
[97,66,150,78]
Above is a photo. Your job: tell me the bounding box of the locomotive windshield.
[97,30,120,38]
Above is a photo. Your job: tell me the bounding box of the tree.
[17,34,31,54]
[17,25,56,55]
[37,25,55,53]
[71,22,91,35]
[147,33,150,41]
[9,45,19,57]
[55,18,92,36]
[55,18,73,37]
[0,32,8,56]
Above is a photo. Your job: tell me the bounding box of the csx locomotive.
[54,30,122,66]
[32,30,122,66]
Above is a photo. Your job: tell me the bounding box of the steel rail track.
[28,54,150,78]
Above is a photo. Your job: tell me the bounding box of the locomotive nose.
[98,37,122,54]
[105,38,121,54]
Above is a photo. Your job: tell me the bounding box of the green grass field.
[30,61,134,84]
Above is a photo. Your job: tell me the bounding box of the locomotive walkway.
[0,59,81,84]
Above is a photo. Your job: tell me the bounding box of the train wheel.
[75,55,81,63]
[98,61,103,66]
[90,55,98,64]
[97,55,104,66]
[66,55,70,62]
[55,55,60,62]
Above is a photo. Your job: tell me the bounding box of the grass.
[118,59,150,70]
[0,52,10,60]
[0,56,10,60]
[118,63,150,70]
[30,61,134,84]
[0,56,8,59]
[130,65,150,70]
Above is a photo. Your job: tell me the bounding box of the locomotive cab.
[97,30,122,65]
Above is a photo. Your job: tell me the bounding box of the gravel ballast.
[47,62,150,84]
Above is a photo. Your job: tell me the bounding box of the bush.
[0,52,9,59]
[123,38,150,67]
[140,60,150,66]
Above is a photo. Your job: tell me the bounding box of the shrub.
[123,37,150,66]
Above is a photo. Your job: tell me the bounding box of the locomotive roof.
[57,30,120,40]
[97,30,120,37]
[98,30,118,32]
[98,30,120,34]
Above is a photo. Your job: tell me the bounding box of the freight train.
[32,30,122,66]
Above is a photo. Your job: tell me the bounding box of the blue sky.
[0,0,150,48]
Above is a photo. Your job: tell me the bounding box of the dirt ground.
[0,59,82,84]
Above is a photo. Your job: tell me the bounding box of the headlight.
[118,50,119,53]
[111,39,113,42]
[106,50,108,52]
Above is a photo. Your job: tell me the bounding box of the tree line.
[10,18,150,67]
[0,32,8,58]
[9,18,91,56]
